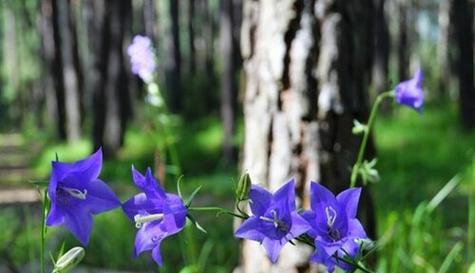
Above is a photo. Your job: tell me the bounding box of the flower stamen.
[134,213,164,228]
[325,206,337,228]
[61,187,87,200]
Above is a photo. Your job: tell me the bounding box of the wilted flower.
[122,167,187,266]
[235,179,310,263]
[127,35,156,83]
[46,148,120,245]
[303,182,368,272]
[395,68,424,112]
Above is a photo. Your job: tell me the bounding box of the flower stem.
[188,206,248,219]
[350,91,394,188]
[40,189,49,273]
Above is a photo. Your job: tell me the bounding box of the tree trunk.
[454,0,475,129]
[397,0,409,82]
[219,0,237,165]
[188,0,196,75]
[240,0,374,272]
[437,0,455,96]
[56,0,81,142]
[373,0,390,95]
[166,0,181,112]
[143,0,159,42]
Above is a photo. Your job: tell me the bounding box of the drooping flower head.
[395,68,424,112]
[303,182,368,272]
[127,35,156,83]
[235,179,310,263]
[122,167,187,266]
[46,148,120,245]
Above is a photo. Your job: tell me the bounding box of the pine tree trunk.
[240,0,374,272]
[373,0,390,95]
[397,0,409,82]
[454,0,475,129]
[167,0,181,112]
[56,0,81,142]
[437,0,455,95]
[219,0,237,164]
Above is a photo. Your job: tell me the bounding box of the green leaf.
[352,119,367,135]
[185,185,202,207]
[186,213,207,234]
[176,175,184,198]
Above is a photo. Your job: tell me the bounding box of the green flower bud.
[52,247,85,273]
[236,172,252,201]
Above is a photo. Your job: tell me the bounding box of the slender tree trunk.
[188,0,196,75]
[454,0,475,129]
[437,0,455,95]
[373,0,390,95]
[56,0,81,142]
[240,0,374,272]
[219,0,237,164]
[143,0,159,42]
[166,0,181,112]
[397,0,409,82]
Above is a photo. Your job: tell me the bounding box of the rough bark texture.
[240,0,374,272]
[453,0,475,129]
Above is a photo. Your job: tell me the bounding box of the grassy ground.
[2,102,474,272]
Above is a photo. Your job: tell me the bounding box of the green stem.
[469,192,475,260]
[40,189,49,273]
[350,91,394,187]
[188,206,248,219]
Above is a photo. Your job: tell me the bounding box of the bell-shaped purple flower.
[46,148,120,245]
[122,167,187,266]
[235,179,310,263]
[303,182,368,272]
[395,68,424,112]
[127,35,156,83]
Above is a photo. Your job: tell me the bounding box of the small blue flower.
[395,68,424,112]
[122,167,187,266]
[303,182,368,272]
[127,35,156,83]
[46,148,120,245]
[235,179,310,263]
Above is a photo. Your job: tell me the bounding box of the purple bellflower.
[122,167,187,266]
[127,35,156,83]
[303,182,368,272]
[46,148,120,245]
[235,179,310,263]
[395,68,424,112]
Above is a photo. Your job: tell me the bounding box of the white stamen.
[61,187,87,200]
[259,210,280,228]
[134,213,164,228]
[325,206,337,228]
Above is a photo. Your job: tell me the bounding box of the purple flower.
[395,68,424,112]
[127,35,156,83]
[46,148,120,245]
[235,179,310,263]
[122,167,187,266]
[303,182,367,272]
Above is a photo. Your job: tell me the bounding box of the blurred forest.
[0,0,475,272]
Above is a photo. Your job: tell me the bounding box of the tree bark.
[188,0,196,75]
[397,0,409,82]
[166,0,182,112]
[453,0,475,129]
[219,0,237,165]
[437,0,455,95]
[240,0,374,272]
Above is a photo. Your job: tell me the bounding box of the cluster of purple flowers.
[45,148,368,272]
[46,149,187,266]
[235,180,368,272]
[127,35,157,83]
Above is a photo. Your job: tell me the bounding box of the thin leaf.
[176,175,184,198]
[437,242,463,273]
[186,213,207,234]
[185,185,202,207]
[427,175,461,213]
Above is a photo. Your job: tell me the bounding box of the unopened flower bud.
[52,247,85,273]
[236,172,251,201]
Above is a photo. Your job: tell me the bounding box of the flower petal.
[63,206,93,246]
[273,179,296,211]
[289,212,310,238]
[336,187,361,219]
[122,193,160,220]
[162,194,187,232]
[310,243,335,273]
[235,217,265,241]
[310,182,338,213]
[134,221,162,257]
[84,179,120,214]
[152,245,163,266]
[301,211,318,238]
[131,167,166,199]
[53,148,103,183]
[46,203,65,226]
[347,219,367,239]
[262,237,283,263]
[248,184,272,216]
